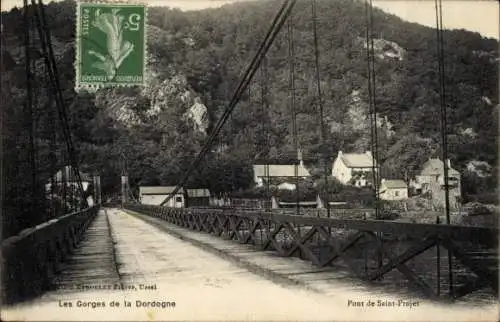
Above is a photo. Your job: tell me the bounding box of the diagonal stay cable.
[196,0,292,151]
[161,0,294,206]
[161,0,296,205]
[160,0,297,206]
[194,0,293,162]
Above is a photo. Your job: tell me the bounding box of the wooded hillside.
[2,0,498,226]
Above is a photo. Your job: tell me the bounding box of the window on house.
[175,196,182,203]
[395,191,399,197]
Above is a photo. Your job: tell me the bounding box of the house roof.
[186,188,210,197]
[339,152,377,168]
[139,186,184,195]
[253,164,311,177]
[279,201,317,206]
[380,179,407,189]
[420,158,460,176]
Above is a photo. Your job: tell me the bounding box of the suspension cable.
[261,56,271,211]
[434,0,453,296]
[161,0,297,206]
[311,0,330,219]
[434,0,450,223]
[30,17,42,213]
[48,93,57,218]
[369,0,380,212]
[0,16,3,233]
[214,96,222,202]
[287,13,299,216]
[37,53,54,217]
[38,0,85,207]
[24,0,38,218]
[365,0,383,272]
[228,82,236,194]
[32,0,87,209]
[364,0,379,218]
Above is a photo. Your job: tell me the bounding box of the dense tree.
[2,0,498,237]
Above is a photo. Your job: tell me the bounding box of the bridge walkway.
[2,208,497,322]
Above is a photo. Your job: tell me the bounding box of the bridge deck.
[2,208,498,321]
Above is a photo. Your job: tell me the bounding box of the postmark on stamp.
[75,2,147,90]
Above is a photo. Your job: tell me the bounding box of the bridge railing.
[190,206,376,219]
[124,204,498,300]
[1,206,100,304]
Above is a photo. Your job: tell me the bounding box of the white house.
[252,164,310,190]
[45,165,94,206]
[46,165,92,192]
[331,151,378,187]
[139,186,185,208]
[379,179,408,200]
[253,149,310,190]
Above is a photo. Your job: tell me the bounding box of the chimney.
[381,178,385,183]
[338,150,343,156]
[446,159,451,168]
[365,150,372,156]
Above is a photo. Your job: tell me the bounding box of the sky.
[1,0,499,39]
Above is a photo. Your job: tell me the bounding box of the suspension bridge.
[1,0,498,321]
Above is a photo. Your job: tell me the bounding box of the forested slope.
[2,0,498,223]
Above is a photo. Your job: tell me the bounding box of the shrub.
[276,187,317,202]
[465,192,499,205]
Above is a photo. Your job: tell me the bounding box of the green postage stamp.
[76,2,147,90]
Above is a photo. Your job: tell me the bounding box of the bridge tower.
[121,175,129,207]
[120,152,129,207]
[93,174,101,205]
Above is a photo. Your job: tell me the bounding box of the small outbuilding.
[379,179,408,201]
[185,188,211,207]
[139,186,185,208]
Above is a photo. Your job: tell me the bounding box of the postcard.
[1,0,498,321]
